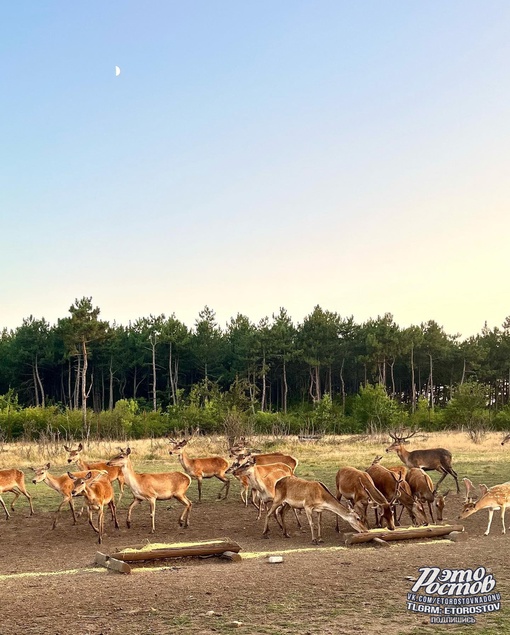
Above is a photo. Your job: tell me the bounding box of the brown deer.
[168,438,230,501]
[263,475,367,544]
[0,468,35,519]
[434,490,449,521]
[366,460,426,527]
[459,482,510,535]
[64,443,125,502]
[68,471,119,543]
[30,463,102,528]
[107,447,192,532]
[405,467,437,524]
[336,466,397,531]
[227,458,299,524]
[386,430,460,493]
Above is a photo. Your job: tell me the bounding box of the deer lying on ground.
[0,468,34,520]
[68,470,119,544]
[65,443,125,502]
[228,440,298,472]
[459,481,510,535]
[366,459,426,527]
[168,438,230,502]
[107,447,192,532]
[386,430,460,494]
[336,466,397,531]
[263,475,367,544]
[30,463,105,528]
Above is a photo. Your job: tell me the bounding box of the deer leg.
[293,507,302,529]
[433,469,449,494]
[447,468,460,494]
[126,497,142,529]
[305,507,319,544]
[427,501,435,524]
[149,498,157,533]
[314,511,324,543]
[0,495,10,520]
[485,508,495,535]
[53,497,76,529]
[116,475,125,504]
[9,489,20,511]
[197,477,203,502]
[87,507,99,534]
[109,500,120,529]
[501,505,507,534]
[279,503,291,538]
[97,507,104,544]
[173,493,192,528]
[262,500,280,538]
[16,484,35,515]
[215,475,230,500]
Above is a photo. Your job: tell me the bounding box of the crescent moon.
[115,66,121,77]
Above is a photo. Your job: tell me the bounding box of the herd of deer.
[0,431,509,545]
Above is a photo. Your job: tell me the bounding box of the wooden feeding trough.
[95,538,242,574]
[344,524,466,548]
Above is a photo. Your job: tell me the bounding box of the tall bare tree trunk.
[340,357,346,415]
[282,359,288,415]
[81,340,88,432]
[428,353,434,411]
[411,343,416,414]
[109,357,114,411]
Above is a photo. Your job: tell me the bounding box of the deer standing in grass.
[30,463,104,528]
[0,468,34,519]
[459,482,510,535]
[168,438,230,502]
[107,447,192,532]
[68,471,119,543]
[263,475,367,544]
[386,430,460,494]
[65,443,125,502]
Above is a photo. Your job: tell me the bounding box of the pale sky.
[2,2,510,338]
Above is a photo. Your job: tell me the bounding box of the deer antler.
[371,455,383,465]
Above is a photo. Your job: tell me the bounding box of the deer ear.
[126,447,131,455]
[46,463,51,469]
[78,443,83,451]
[64,445,70,452]
[67,472,76,480]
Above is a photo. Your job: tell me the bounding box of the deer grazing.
[386,430,460,494]
[336,466,398,531]
[68,470,119,543]
[64,443,125,502]
[0,468,35,520]
[168,438,230,502]
[107,447,192,532]
[404,467,438,524]
[263,475,367,544]
[459,481,510,535]
[30,463,101,528]
[366,459,426,527]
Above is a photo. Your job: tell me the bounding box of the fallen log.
[111,539,242,562]
[345,525,465,546]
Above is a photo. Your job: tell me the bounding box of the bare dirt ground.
[1,487,508,635]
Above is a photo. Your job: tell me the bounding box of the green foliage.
[443,381,489,429]
[352,384,402,432]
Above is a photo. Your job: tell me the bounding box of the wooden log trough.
[95,539,242,574]
[344,524,465,547]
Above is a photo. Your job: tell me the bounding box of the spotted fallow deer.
[68,470,119,544]
[168,438,230,502]
[64,443,125,502]
[386,430,460,494]
[263,475,367,544]
[0,468,34,519]
[459,481,510,535]
[107,447,192,532]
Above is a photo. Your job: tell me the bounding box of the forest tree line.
[1,297,510,439]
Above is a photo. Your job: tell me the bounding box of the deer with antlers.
[107,447,192,532]
[168,438,230,502]
[263,475,367,544]
[336,466,398,531]
[459,481,510,535]
[386,430,460,494]
[366,459,426,527]
[64,443,125,502]
[68,470,119,543]
[0,468,34,520]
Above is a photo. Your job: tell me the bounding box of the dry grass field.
[0,431,509,635]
